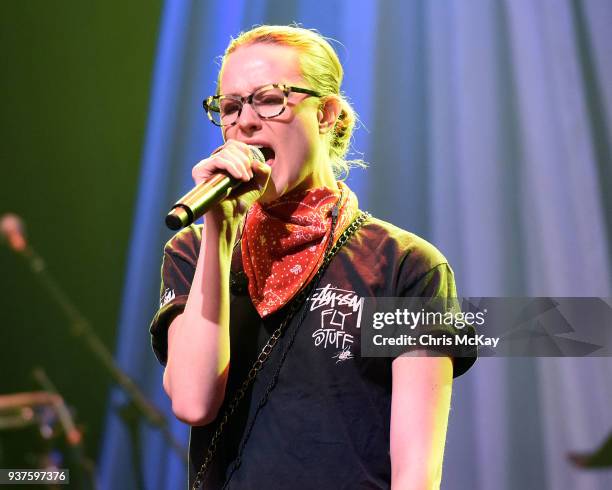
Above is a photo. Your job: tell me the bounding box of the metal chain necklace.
[192,209,371,490]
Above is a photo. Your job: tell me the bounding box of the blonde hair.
[218,24,366,178]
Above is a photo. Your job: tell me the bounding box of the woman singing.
[150,25,476,489]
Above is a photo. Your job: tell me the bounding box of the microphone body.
[165,146,265,230]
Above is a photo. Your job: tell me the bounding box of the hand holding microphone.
[165,141,270,230]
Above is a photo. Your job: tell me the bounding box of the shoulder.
[340,214,454,296]
[356,215,449,273]
[163,224,203,263]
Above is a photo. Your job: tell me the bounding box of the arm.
[161,141,271,426]
[390,351,453,490]
[162,219,236,426]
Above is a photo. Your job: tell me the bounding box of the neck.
[261,154,338,204]
[294,148,338,194]
[308,161,337,190]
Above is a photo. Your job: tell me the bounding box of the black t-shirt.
[150,216,476,489]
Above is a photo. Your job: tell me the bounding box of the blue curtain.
[99,1,612,489]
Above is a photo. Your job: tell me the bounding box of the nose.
[236,101,262,133]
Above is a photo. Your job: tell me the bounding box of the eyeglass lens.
[208,87,286,126]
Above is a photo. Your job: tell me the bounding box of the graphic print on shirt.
[160,288,175,308]
[308,283,364,363]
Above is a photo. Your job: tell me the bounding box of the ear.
[317,96,342,134]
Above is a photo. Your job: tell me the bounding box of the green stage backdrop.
[0,0,162,466]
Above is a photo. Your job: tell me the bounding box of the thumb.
[253,159,272,180]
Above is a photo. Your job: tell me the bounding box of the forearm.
[164,219,238,425]
[390,352,453,489]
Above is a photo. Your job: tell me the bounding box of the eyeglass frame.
[202,83,322,127]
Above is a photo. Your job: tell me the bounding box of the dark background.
[0,1,162,466]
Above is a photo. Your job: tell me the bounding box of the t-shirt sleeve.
[149,226,201,366]
[396,253,477,378]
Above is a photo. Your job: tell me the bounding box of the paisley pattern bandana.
[241,181,358,317]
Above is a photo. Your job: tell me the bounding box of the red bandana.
[241,181,358,317]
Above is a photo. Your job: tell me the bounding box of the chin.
[259,180,284,204]
[260,167,307,203]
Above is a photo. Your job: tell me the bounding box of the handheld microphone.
[165,146,265,230]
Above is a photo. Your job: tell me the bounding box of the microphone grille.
[249,146,265,164]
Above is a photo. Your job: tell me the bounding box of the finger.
[193,146,249,182]
[227,157,270,197]
[192,159,215,183]
[214,155,250,181]
[225,139,251,155]
[249,159,272,191]
[225,140,260,173]
[223,146,252,179]
[252,158,271,178]
[227,148,252,180]
[192,155,230,180]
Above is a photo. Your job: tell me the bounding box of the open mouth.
[258,146,276,165]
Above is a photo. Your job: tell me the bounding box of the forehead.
[220,43,304,95]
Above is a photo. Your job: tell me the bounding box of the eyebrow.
[220,84,272,97]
